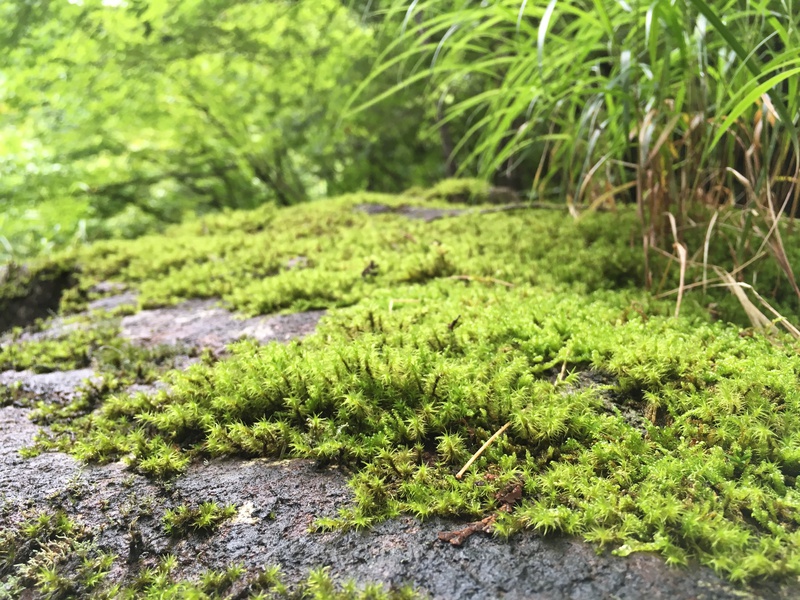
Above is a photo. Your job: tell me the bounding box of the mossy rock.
[5,184,800,586]
[408,178,520,205]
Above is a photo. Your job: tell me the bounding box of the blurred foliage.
[0,0,444,261]
[353,0,800,313]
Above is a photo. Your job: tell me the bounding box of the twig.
[666,212,687,318]
[456,421,511,480]
[702,211,719,294]
[557,356,569,384]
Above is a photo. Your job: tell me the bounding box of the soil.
[0,299,787,599]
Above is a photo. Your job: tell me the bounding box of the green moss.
[162,502,237,537]
[59,192,644,315]
[111,559,421,600]
[413,178,491,203]
[26,278,800,580]
[0,515,421,599]
[0,311,189,380]
[0,318,121,374]
[8,186,800,583]
[0,511,114,599]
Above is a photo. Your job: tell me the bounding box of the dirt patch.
[0,406,84,510]
[87,290,139,312]
[0,368,100,406]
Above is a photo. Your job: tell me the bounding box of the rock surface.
[0,298,783,599]
[120,299,324,353]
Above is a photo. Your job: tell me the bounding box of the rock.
[120,299,324,353]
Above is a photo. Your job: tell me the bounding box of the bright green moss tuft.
[162,502,237,537]
[29,279,800,580]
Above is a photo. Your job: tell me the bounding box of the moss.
[57,192,645,315]
[1,312,192,376]
[162,502,237,537]
[111,559,421,599]
[0,318,121,374]
[0,514,421,599]
[24,277,800,580]
[420,178,490,202]
[0,511,114,599]
[8,185,800,582]
[407,178,520,205]
[406,178,487,205]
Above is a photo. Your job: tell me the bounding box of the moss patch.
[61,193,644,315]
[0,511,422,599]
[0,511,114,599]
[5,185,800,583]
[115,560,420,600]
[162,502,237,538]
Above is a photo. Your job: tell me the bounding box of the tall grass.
[354,0,800,319]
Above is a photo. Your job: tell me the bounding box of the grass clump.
[162,502,237,537]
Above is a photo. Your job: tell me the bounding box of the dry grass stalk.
[714,267,775,332]
[456,421,511,480]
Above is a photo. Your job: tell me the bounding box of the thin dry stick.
[556,350,570,384]
[714,267,774,331]
[478,202,566,214]
[666,213,687,318]
[702,210,719,294]
[744,285,800,339]
[456,421,511,480]
[654,249,768,299]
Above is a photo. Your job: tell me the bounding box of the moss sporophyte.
[4,184,800,583]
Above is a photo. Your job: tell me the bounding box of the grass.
[352,0,800,309]
[3,187,800,582]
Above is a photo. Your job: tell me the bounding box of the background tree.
[0,0,443,258]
